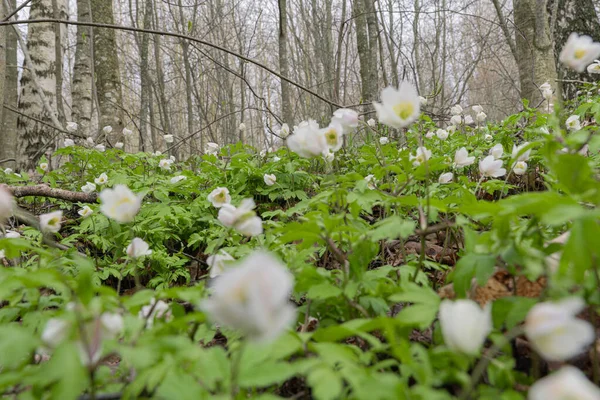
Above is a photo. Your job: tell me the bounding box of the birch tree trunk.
[71,0,93,137]
[17,0,65,169]
[548,0,600,99]
[91,0,124,142]
[0,0,16,169]
[278,0,293,125]
[353,0,376,104]
[513,0,557,106]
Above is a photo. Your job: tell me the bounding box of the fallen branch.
[9,185,97,203]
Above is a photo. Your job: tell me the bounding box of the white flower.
[587,60,600,74]
[512,142,531,162]
[264,174,276,186]
[436,129,449,140]
[114,142,124,149]
[40,211,63,233]
[332,108,359,130]
[528,366,600,400]
[81,182,96,193]
[410,146,432,166]
[540,82,551,91]
[238,123,246,131]
[451,105,463,115]
[419,96,428,106]
[484,134,493,141]
[559,33,600,72]
[524,297,595,362]
[425,131,435,139]
[367,118,376,127]
[217,199,263,237]
[99,185,143,223]
[476,112,487,123]
[0,186,14,222]
[158,159,173,170]
[513,161,527,176]
[373,82,421,129]
[78,205,93,218]
[170,155,176,162]
[207,187,231,208]
[205,142,220,155]
[364,174,376,190]
[321,121,345,151]
[542,88,553,100]
[200,250,296,342]
[479,155,506,178]
[100,312,124,337]
[323,151,335,163]
[438,172,453,184]
[86,137,94,146]
[126,237,152,258]
[454,147,475,167]
[41,318,71,348]
[273,156,281,162]
[279,123,290,138]
[102,126,113,134]
[472,105,484,114]
[5,230,20,239]
[379,137,389,145]
[94,144,106,152]
[164,134,174,143]
[490,143,504,159]
[170,175,186,184]
[566,115,581,131]
[450,115,462,126]
[439,299,492,355]
[447,125,457,133]
[3,168,13,174]
[139,299,171,328]
[153,151,162,156]
[39,162,48,172]
[66,122,78,132]
[207,251,235,278]
[464,115,475,125]
[287,120,328,158]
[64,138,75,147]
[94,173,108,185]
[122,128,133,136]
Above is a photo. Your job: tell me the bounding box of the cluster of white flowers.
[287,108,359,158]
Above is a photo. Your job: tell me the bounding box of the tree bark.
[548,0,600,99]
[16,0,65,170]
[0,0,16,170]
[513,0,558,106]
[91,0,124,142]
[278,0,293,124]
[71,0,93,137]
[353,0,376,104]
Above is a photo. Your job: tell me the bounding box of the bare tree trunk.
[353,0,376,103]
[71,0,93,137]
[364,0,379,97]
[91,0,124,142]
[513,0,558,106]
[17,0,65,169]
[0,1,7,163]
[138,0,152,151]
[548,0,600,99]
[0,0,17,169]
[278,0,293,124]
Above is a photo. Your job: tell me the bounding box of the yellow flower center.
[216,192,225,201]
[393,102,414,120]
[416,155,425,163]
[325,130,338,146]
[49,217,59,226]
[574,48,586,59]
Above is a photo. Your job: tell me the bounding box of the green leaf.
[307,365,343,400]
[452,253,496,298]
[369,216,416,242]
[307,282,342,300]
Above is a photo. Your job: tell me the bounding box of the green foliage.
[1,89,600,399]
